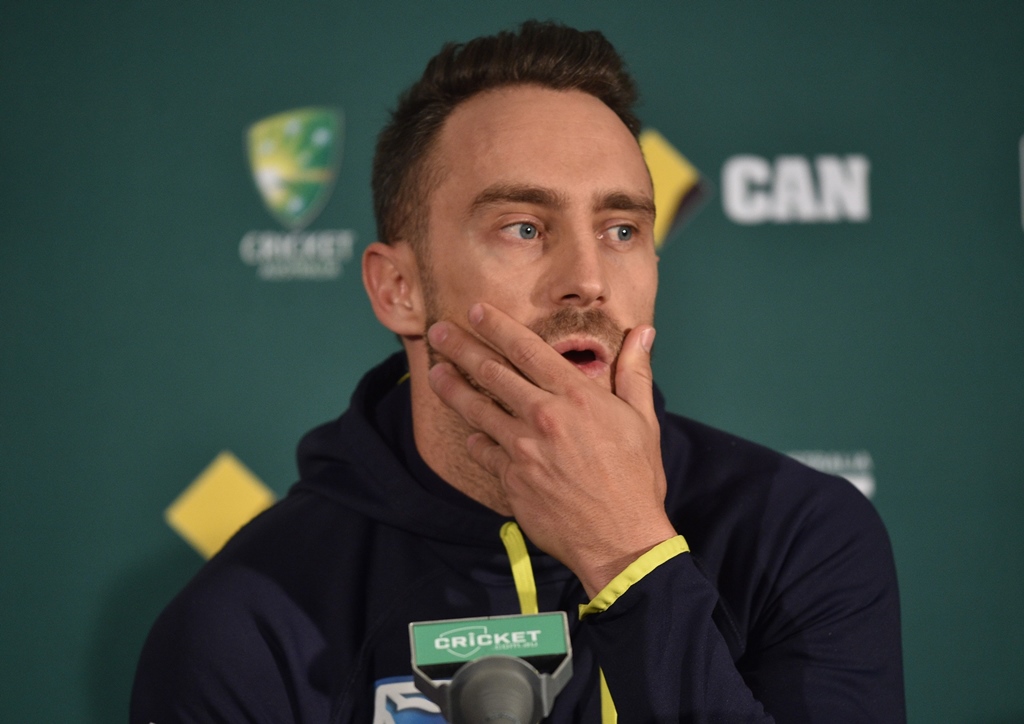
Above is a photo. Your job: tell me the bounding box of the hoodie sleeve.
[130,564,330,724]
[579,478,905,723]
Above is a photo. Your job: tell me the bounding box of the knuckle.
[511,435,538,460]
[464,394,493,428]
[477,357,507,388]
[509,337,541,369]
[530,404,561,436]
[564,385,591,409]
[473,449,499,478]
[448,334,471,362]
[471,438,495,466]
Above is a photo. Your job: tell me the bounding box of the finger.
[428,319,549,413]
[427,360,523,448]
[614,324,658,426]
[466,431,511,480]
[467,302,577,393]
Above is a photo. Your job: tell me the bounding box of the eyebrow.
[469,183,655,222]
[598,191,656,221]
[470,183,567,214]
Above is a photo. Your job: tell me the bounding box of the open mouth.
[552,339,611,379]
[560,349,598,365]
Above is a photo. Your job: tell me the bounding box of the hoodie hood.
[294,353,514,549]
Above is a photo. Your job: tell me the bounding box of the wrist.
[579,535,691,618]
[577,522,678,599]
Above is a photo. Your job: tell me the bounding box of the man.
[133,21,904,722]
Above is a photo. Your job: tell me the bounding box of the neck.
[406,347,513,516]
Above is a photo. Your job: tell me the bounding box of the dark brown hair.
[371,20,641,248]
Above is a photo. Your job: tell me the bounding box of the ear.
[362,241,425,336]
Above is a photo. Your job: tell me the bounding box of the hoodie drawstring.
[499,521,617,723]
[500,521,539,614]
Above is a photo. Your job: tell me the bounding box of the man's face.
[419,85,659,392]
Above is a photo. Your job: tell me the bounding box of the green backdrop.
[2,2,1022,721]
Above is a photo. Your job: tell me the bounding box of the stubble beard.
[422,283,629,405]
[417,261,633,512]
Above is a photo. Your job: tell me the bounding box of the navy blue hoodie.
[132,352,905,722]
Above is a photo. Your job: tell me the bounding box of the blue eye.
[612,225,633,241]
[517,223,538,239]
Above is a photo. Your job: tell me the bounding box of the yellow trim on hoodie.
[579,535,690,619]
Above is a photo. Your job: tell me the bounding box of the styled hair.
[371,20,641,248]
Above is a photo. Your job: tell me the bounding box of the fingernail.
[469,304,484,325]
[428,322,448,345]
[641,327,656,353]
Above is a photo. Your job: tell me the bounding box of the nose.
[548,229,608,307]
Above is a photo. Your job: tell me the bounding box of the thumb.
[614,325,657,423]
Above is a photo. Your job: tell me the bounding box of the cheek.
[618,258,658,308]
[431,256,527,317]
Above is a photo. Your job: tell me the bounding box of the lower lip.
[570,359,610,379]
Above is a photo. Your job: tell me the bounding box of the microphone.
[409,612,573,724]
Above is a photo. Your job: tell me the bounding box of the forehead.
[430,85,652,209]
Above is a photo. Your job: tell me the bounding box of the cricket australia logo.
[240,107,355,280]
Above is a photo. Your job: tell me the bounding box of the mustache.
[528,307,625,360]
[426,307,626,364]
[424,307,628,405]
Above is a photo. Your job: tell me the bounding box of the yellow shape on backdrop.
[639,129,701,248]
[165,451,276,559]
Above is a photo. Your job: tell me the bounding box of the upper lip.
[550,337,611,366]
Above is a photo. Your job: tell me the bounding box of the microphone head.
[450,656,542,724]
[409,612,574,723]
